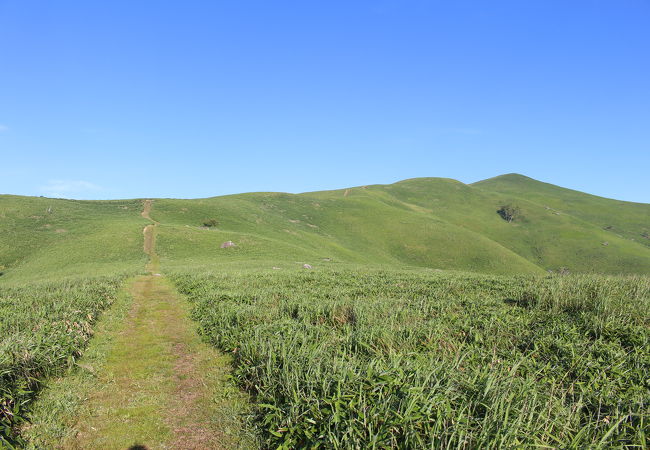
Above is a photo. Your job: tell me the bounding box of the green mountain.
[1,174,648,282]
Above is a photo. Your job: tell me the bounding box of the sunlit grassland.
[474,173,650,248]
[148,176,649,275]
[1,175,648,447]
[0,277,126,447]
[172,268,649,448]
[0,195,147,284]
[0,196,148,445]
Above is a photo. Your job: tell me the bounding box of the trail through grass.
[60,275,248,449]
[23,201,250,449]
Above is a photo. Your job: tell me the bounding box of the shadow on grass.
[503,297,531,308]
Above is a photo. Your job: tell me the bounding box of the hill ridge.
[1,174,648,281]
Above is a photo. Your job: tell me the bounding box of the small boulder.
[220,241,236,248]
[302,264,312,269]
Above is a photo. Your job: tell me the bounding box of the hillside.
[1,174,648,281]
[474,173,650,247]
[149,176,649,275]
[0,196,148,283]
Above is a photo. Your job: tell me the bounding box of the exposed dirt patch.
[55,229,66,233]
[141,199,153,220]
[168,342,227,449]
[143,224,155,256]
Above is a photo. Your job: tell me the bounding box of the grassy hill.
[149,175,648,275]
[1,174,648,282]
[0,195,147,283]
[474,173,650,247]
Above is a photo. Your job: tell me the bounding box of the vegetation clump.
[497,203,521,222]
[202,218,219,228]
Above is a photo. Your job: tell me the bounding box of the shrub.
[497,204,521,223]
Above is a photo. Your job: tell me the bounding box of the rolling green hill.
[474,173,650,247]
[0,195,147,283]
[1,174,648,282]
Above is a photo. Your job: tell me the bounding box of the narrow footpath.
[62,200,249,449]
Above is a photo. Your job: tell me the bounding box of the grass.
[0,196,148,284]
[14,275,252,449]
[2,174,649,279]
[171,267,649,448]
[32,275,252,449]
[1,175,648,447]
[474,173,650,248]
[21,278,136,448]
[148,176,648,275]
[0,277,125,447]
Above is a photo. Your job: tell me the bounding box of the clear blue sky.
[1,1,648,202]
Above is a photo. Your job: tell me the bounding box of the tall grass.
[0,277,124,447]
[172,269,649,448]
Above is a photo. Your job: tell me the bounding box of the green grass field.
[0,174,648,447]
[0,196,147,284]
[0,277,125,447]
[172,268,649,448]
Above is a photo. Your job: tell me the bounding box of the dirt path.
[143,224,158,272]
[141,199,154,220]
[57,201,249,449]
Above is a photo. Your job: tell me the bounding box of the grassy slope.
[2,174,648,279]
[150,177,648,275]
[374,177,650,274]
[0,195,148,283]
[151,191,542,275]
[474,173,650,246]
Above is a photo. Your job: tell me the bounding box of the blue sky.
[1,1,648,202]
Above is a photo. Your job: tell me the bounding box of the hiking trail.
[56,200,249,449]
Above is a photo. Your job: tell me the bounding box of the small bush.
[497,204,521,223]
[202,219,219,228]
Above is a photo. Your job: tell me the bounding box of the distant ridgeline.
[1,173,649,281]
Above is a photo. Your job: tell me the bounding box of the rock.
[302,264,313,269]
[220,241,236,248]
[272,267,281,270]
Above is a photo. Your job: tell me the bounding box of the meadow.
[0,174,648,447]
[0,277,125,447]
[172,268,649,448]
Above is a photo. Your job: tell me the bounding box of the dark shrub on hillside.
[497,204,521,223]
[203,219,219,228]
